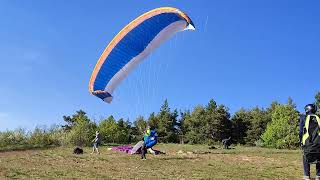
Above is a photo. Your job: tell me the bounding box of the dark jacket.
[299,113,318,143]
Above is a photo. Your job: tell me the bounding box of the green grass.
[0,144,313,179]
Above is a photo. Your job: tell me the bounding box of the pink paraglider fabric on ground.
[111,145,164,155]
[111,145,137,154]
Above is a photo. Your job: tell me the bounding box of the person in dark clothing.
[222,137,231,149]
[299,104,320,180]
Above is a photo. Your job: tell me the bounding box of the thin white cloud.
[0,112,9,118]
[0,47,49,74]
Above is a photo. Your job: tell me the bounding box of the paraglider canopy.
[89,7,195,103]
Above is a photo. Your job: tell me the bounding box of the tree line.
[1,92,320,150]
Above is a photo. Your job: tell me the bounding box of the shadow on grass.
[0,145,59,153]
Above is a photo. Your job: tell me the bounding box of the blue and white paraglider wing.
[89,7,195,103]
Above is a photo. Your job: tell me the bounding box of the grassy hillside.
[0,144,310,179]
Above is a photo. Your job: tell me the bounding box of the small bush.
[66,121,97,146]
[261,104,299,149]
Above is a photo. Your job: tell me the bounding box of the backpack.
[73,147,84,154]
[302,115,320,163]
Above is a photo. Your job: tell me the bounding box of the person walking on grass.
[222,136,231,149]
[91,131,102,154]
[300,104,320,180]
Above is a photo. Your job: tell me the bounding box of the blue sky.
[1,0,320,131]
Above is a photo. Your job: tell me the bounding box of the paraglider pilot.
[222,137,231,149]
[299,104,320,180]
[141,126,158,160]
